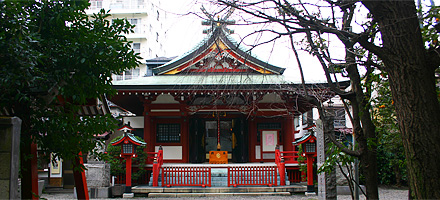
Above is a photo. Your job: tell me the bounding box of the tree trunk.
[388,55,440,199]
[362,1,440,199]
[344,36,379,199]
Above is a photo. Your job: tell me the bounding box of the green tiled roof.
[111,133,146,146]
[112,74,301,89]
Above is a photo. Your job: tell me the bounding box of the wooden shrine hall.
[110,15,339,190]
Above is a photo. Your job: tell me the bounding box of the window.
[132,68,140,77]
[156,32,159,42]
[145,67,153,76]
[132,43,140,54]
[157,10,160,21]
[301,112,307,125]
[90,0,102,9]
[156,124,181,143]
[123,68,140,80]
[122,144,133,154]
[301,110,313,126]
[257,123,281,143]
[124,69,132,80]
[333,108,346,128]
[136,0,144,6]
[129,18,141,33]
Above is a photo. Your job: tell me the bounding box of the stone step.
[133,185,307,194]
[148,192,291,197]
[149,176,289,186]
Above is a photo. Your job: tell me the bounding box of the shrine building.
[109,18,338,183]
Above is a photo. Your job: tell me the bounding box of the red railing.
[275,146,286,186]
[228,166,278,187]
[276,149,300,164]
[149,146,163,187]
[162,166,211,187]
[113,168,151,185]
[275,145,304,186]
[287,168,302,183]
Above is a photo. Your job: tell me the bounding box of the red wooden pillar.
[306,154,314,192]
[283,115,295,151]
[20,141,39,199]
[249,117,257,162]
[125,156,133,192]
[144,103,153,152]
[181,115,189,163]
[31,143,39,199]
[73,152,89,200]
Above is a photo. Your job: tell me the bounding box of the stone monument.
[0,117,21,199]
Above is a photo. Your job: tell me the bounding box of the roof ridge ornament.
[201,6,235,34]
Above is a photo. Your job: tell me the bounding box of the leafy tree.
[371,72,407,186]
[319,143,366,199]
[0,0,140,198]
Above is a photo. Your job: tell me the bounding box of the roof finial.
[201,6,235,34]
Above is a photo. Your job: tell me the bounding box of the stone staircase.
[133,185,306,197]
[137,164,303,197]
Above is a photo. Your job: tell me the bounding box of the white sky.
[159,0,348,83]
[158,0,437,83]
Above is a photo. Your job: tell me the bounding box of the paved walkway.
[40,186,408,199]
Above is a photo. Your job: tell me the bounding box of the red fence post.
[275,145,280,164]
[279,159,286,186]
[73,152,89,200]
[158,146,163,166]
[152,159,158,187]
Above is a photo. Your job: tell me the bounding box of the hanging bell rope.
[217,111,221,150]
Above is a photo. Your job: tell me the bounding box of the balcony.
[113,74,142,81]
[125,28,148,39]
[87,0,148,14]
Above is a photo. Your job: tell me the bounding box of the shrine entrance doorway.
[189,117,249,163]
[205,120,233,159]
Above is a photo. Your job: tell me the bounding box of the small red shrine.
[292,130,317,192]
[112,124,146,193]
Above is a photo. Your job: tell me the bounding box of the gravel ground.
[40,186,408,200]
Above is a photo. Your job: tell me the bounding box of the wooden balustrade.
[162,166,211,187]
[228,166,278,187]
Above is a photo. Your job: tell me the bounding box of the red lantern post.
[292,131,317,194]
[112,125,146,194]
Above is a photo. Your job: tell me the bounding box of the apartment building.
[86,0,167,81]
